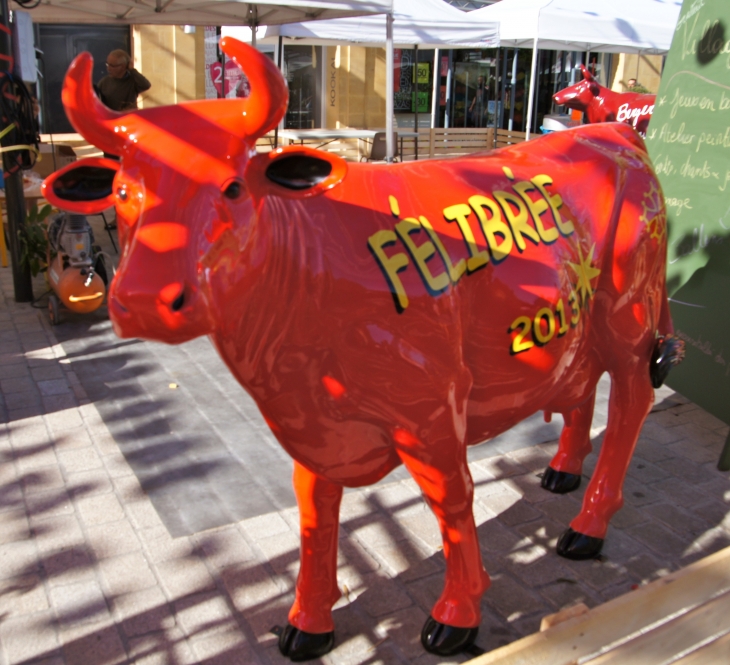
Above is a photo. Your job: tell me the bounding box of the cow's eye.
[117,187,128,202]
[223,181,243,200]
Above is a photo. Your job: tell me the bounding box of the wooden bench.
[399,127,528,161]
[495,127,528,149]
[467,545,730,665]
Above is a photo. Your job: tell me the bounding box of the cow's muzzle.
[108,279,213,344]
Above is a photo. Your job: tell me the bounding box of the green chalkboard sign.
[645,0,730,456]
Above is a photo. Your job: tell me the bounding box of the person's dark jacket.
[97,69,151,111]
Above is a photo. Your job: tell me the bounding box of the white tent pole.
[444,52,452,128]
[248,4,257,48]
[508,51,517,131]
[386,11,394,162]
[320,45,328,128]
[431,48,439,129]
[525,34,538,140]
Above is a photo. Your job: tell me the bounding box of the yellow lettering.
[367,230,410,311]
[513,181,559,244]
[442,203,489,273]
[388,195,400,217]
[533,307,556,345]
[468,195,514,263]
[494,190,540,252]
[420,215,467,284]
[531,174,574,236]
[395,217,450,294]
[555,298,569,336]
[569,290,580,326]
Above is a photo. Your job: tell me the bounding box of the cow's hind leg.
[279,460,342,662]
[542,390,596,494]
[558,364,654,560]
[394,426,490,657]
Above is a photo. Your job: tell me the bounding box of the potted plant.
[17,202,53,277]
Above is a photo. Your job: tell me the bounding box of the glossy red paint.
[49,37,676,651]
[554,64,656,136]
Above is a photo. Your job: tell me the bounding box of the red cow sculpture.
[44,38,684,661]
[554,64,656,136]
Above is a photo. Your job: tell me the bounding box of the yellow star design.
[568,244,601,306]
[639,181,667,242]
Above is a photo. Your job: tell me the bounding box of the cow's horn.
[62,52,127,156]
[579,64,594,81]
[220,37,289,141]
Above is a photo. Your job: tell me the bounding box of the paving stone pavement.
[1,224,729,665]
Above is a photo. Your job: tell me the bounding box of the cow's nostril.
[171,291,185,312]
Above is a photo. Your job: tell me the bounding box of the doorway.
[38,24,130,134]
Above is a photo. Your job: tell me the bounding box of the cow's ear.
[41,157,120,215]
[246,146,347,200]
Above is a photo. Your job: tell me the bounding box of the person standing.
[469,75,486,127]
[97,49,151,112]
[626,78,650,93]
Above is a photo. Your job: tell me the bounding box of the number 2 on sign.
[508,291,580,355]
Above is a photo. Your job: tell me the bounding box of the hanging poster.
[394,49,414,112]
[411,91,429,113]
[413,62,430,85]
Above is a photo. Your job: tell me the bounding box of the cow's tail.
[650,284,685,388]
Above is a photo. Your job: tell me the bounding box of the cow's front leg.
[542,390,596,494]
[558,365,654,560]
[394,426,490,657]
[279,460,343,662]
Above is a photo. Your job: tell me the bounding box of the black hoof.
[421,615,478,656]
[277,624,335,662]
[650,335,686,388]
[557,527,604,560]
[541,466,582,494]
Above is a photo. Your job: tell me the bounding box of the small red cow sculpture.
[554,64,656,136]
[44,38,684,660]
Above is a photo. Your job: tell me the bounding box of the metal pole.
[413,44,418,133]
[499,47,507,131]
[525,36,539,140]
[249,4,257,48]
[570,51,580,84]
[431,48,439,129]
[464,71,469,128]
[1,0,32,302]
[385,12,394,162]
[274,35,283,148]
[3,167,32,302]
[444,51,452,128]
[217,27,225,99]
[493,47,500,147]
[508,49,517,131]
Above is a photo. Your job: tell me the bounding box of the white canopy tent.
[470,0,682,138]
[224,0,500,159]
[22,0,394,26]
[269,0,498,49]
